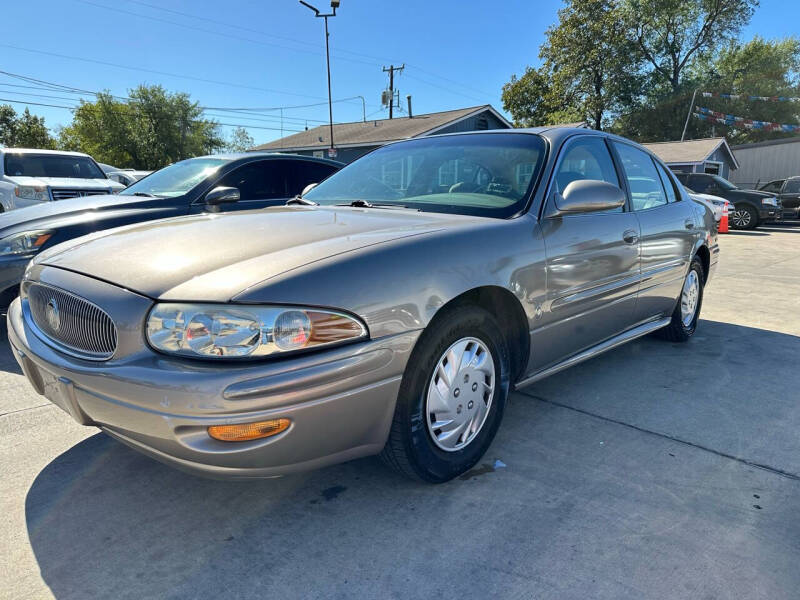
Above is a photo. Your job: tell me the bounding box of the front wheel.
[730,205,758,230]
[656,256,705,342]
[380,305,510,482]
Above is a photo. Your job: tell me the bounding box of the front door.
[533,136,641,371]
[779,179,800,215]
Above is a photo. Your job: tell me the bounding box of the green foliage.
[689,36,800,143]
[542,0,641,129]
[625,0,758,91]
[502,66,583,127]
[225,126,255,153]
[58,85,224,169]
[0,105,56,149]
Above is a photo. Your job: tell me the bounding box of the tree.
[0,105,56,149]
[59,85,224,169]
[502,66,582,127]
[503,0,640,129]
[225,126,255,153]
[688,36,800,143]
[624,0,758,92]
[541,0,641,129]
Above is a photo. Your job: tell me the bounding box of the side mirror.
[205,186,240,213]
[301,182,318,196]
[547,179,626,216]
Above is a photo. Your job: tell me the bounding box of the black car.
[0,153,341,308]
[675,172,781,230]
[759,176,800,218]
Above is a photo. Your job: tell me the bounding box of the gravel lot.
[2,221,800,600]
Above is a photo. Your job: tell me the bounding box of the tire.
[730,204,758,230]
[380,304,511,482]
[656,256,705,343]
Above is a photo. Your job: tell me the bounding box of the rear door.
[534,135,641,371]
[613,142,697,323]
[779,179,800,213]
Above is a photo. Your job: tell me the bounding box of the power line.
[0,97,304,132]
[0,43,329,100]
[118,0,497,99]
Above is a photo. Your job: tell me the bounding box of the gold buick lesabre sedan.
[7,128,718,482]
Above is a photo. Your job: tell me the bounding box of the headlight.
[14,186,49,202]
[762,197,778,207]
[0,230,54,257]
[146,303,368,358]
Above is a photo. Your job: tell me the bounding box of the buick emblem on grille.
[45,297,61,331]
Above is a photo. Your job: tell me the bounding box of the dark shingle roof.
[251,105,508,151]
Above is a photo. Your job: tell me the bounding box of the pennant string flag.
[694,106,800,133]
[701,91,800,102]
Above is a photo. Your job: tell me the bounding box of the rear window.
[3,154,105,179]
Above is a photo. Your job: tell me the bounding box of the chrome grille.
[27,283,117,360]
[50,188,110,201]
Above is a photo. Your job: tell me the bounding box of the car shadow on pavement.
[23,319,800,599]
[0,321,22,375]
[723,230,771,236]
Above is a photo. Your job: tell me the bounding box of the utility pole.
[300,0,339,156]
[382,64,404,119]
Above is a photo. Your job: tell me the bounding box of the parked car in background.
[0,149,125,211]
[675,172,780,230]
[759,176,800,218]
[107,170,152,187]
[7,128,718,483]
[0,153,341,308]
[685,188,726,223]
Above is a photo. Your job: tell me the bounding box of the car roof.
[0,148,92,158]
[195,151,343,167]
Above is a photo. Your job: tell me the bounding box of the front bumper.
[7,282,419,479]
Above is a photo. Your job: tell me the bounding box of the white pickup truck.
[0,148,125,211]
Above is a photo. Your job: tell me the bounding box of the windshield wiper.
[336,199,412,209]
[286,195,318,206]
[131,192,156,197]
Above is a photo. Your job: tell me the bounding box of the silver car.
[7,129,718,482]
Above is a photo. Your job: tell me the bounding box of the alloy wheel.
[731,209,751,228]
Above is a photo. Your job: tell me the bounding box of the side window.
[655,161,678,203]
[286,161,338,195]
[216,160,287,200]
[614,143,668,211]
[555,137,620,192]
[761,180,783,193]
[784,179,800,193]
[687,175,711,193]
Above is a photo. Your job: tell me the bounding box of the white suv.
[0,148,125,211]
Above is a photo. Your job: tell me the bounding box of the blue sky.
[0,0,797,146]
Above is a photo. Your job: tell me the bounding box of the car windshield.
[712,175,738,190]
[120,158,228,198]
[303,133,547,218]
[3,153,105,179]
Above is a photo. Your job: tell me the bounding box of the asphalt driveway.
[2,221,799,599]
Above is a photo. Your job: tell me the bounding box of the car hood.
[0,194,173,237]
[37,206,480,301]
[728,188,776,201]
[6,176,123,190]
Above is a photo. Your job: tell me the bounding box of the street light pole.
[300,0,338,156]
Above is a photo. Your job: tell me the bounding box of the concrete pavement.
[2,221,800,599]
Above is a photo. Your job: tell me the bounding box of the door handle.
[623,229,639,244]
[685,219,695,229]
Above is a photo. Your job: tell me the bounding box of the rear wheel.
[656,256,705,342]
[380,305,510,482]
[730,205,758,230]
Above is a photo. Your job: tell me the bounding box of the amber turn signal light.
[208,418,291,442]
